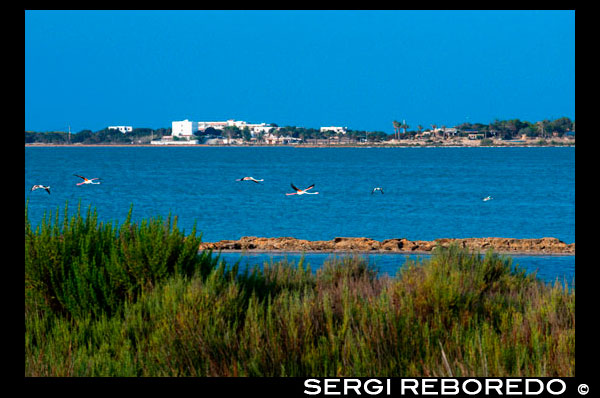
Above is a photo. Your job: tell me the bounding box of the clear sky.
[25,10,575,134]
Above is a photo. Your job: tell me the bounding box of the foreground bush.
[25,206,574,376]
[25,202,217,319]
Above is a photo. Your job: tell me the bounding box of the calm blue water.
[216,252,575,287]
[25,146,574,284]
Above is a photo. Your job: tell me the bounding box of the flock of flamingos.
[30,174,493,201]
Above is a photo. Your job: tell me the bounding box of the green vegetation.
[25,127,171,145]
[455,117,574,140]
[24,117,574,145]
[25,204,574,376]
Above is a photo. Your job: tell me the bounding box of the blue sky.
[25,10,574,134]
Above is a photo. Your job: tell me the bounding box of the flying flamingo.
[30,185,51,194]
[74,174,101,185]
[286,183,319,195]
[236,176,264,183]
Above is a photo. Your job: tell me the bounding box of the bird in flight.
[286,183,319,195]
[236,176,264,183]
[31,185,51,194]
[483,195,493,201]
[74,174,101,185]
[371,187,384,194]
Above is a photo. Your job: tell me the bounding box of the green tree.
[536,120,550,139]
[256,131,265,144]
[223,126,241,143]
[549,117,573,136]
[400,121,409,139]
[505,120,518,139]
[25,131,38,144]
[392,120,400,140]
[242,126,252,142]
[72,130,93,143]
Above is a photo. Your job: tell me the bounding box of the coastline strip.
[198,236,575,255]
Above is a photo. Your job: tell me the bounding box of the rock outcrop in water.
[198,236,574,254]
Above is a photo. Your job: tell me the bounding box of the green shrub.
[25,206,574,377]
[25,201,217,319]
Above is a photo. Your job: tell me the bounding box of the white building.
[196,119,247,130]
[235,121,274,135]
[108,126,133,133]
[320,126,347,134]
[196,119,276,137]
[172,119,199,137]
[198,121,224,130]
[431,127,459,136]
[249,125,274,135]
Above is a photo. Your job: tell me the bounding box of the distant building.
[320,126,347,134]
[263,133,302,145]
[443,127,459,136]
[246,124,273,135]
[198,121,228,131]
[431,127,459,136]
[463,129,482,139]
[108,126,133,134]
[468,133,484,140]
[172,119,198,137]
[196,120,276,137]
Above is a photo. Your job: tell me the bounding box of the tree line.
[25,117,574,145]
[25,127,172,145]
[199,125,389,143]
[393,117,574,140]
[456,117,574,140]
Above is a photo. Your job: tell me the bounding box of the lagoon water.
[25,146,575,284]
[216,252,575,287]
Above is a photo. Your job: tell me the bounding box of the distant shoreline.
[199,237,575,255]
[25,142,575,148]
[206,249,574,256]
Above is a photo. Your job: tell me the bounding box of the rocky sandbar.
[199,236,574,255]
